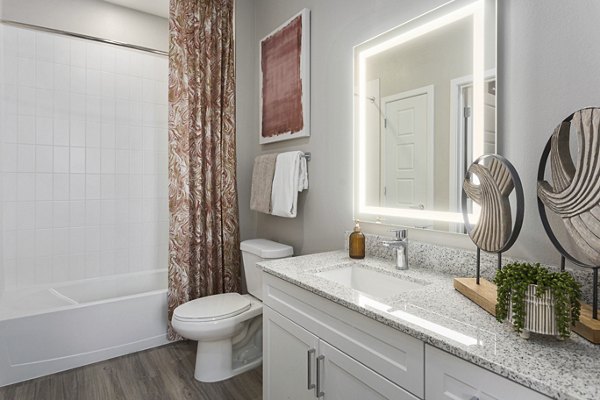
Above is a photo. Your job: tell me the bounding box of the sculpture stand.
[568,260,600,343]
[453,277,497,316]
[454,248,501,317]
[455,252,600,342]
[574,304,600,343]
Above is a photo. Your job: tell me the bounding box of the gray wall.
[235,0,600,265]
[499,0,600,265]
[0,0,168,52]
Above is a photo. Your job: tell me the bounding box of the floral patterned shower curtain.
[167,0,240,340]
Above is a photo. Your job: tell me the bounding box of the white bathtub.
[0,269,169,387]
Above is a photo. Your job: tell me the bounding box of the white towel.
[271,151,309,218]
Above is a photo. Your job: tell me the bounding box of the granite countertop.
[258,250,600,400]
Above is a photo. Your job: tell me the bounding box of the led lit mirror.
[354,0,497,232]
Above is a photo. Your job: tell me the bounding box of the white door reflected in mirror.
[382,89,432,210]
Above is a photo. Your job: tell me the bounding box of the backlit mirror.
[354,0,497,232]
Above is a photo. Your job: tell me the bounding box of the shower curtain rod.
[0,19,168,56]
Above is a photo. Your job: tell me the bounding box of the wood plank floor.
[0,341,262,400]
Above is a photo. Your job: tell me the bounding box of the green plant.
[494,262,581,338]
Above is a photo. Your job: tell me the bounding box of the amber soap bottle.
[349,221,365,259]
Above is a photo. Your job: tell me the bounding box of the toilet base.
[193,315,263,382]
[194,339,262,382]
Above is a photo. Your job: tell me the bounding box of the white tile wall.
[0,25,169,289]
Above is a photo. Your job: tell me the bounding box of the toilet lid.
[173,293,251,322]
[240,239,293,258]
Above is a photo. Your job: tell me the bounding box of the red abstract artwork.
[260,9,310,144]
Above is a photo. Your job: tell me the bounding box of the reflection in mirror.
[354,0,496,232]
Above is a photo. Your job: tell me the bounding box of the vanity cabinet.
[263,273,424,400]
[262,273,551,400]
[264,305,419,400]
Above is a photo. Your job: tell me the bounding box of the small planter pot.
[508,284,561,339]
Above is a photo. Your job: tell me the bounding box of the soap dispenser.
[349,221,365,259]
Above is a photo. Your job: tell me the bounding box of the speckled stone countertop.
[258,251,600,400]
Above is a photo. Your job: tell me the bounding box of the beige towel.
[250,154,278,214]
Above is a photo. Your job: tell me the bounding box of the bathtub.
[0,269,169,387]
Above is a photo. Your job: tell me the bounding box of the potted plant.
[495,262,581,339]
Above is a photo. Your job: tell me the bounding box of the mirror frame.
[353,0,497,228]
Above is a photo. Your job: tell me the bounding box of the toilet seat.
[173,293,251,322]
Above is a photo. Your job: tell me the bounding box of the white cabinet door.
[263,306,320,400]
[264,273,425,397]
[425,345,551,400]
[319,340,419,400]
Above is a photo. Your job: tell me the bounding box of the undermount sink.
[316,264,427,298]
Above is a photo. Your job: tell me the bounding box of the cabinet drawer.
[425,345,551,400]
[264,274,425,399]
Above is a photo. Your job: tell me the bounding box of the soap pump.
[349,220,365,259]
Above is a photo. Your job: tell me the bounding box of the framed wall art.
[259,8,310,144]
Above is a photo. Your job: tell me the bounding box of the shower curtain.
[167,0,240,340]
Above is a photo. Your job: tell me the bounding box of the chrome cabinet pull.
[316,355,325,398]
[307,349,316,390]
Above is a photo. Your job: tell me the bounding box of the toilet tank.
[240,239,293,301]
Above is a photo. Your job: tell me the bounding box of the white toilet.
[171,239,293,382]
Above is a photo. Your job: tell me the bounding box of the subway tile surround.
[0,25,168,289]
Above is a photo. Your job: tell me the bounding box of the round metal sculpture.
[538,108,600,268]
[537,107,600,321]
[454,155,524,315]
[462,154,524,254]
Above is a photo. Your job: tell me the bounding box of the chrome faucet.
[382,229,409,270]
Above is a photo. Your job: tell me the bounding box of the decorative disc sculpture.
[462,155,524,276]
[537,107,600,338]
[454,154,524,317]
[463,155,522,254]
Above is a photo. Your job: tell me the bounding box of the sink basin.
[316,264,426,298]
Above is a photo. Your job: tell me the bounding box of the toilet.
[171,239,293,382]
